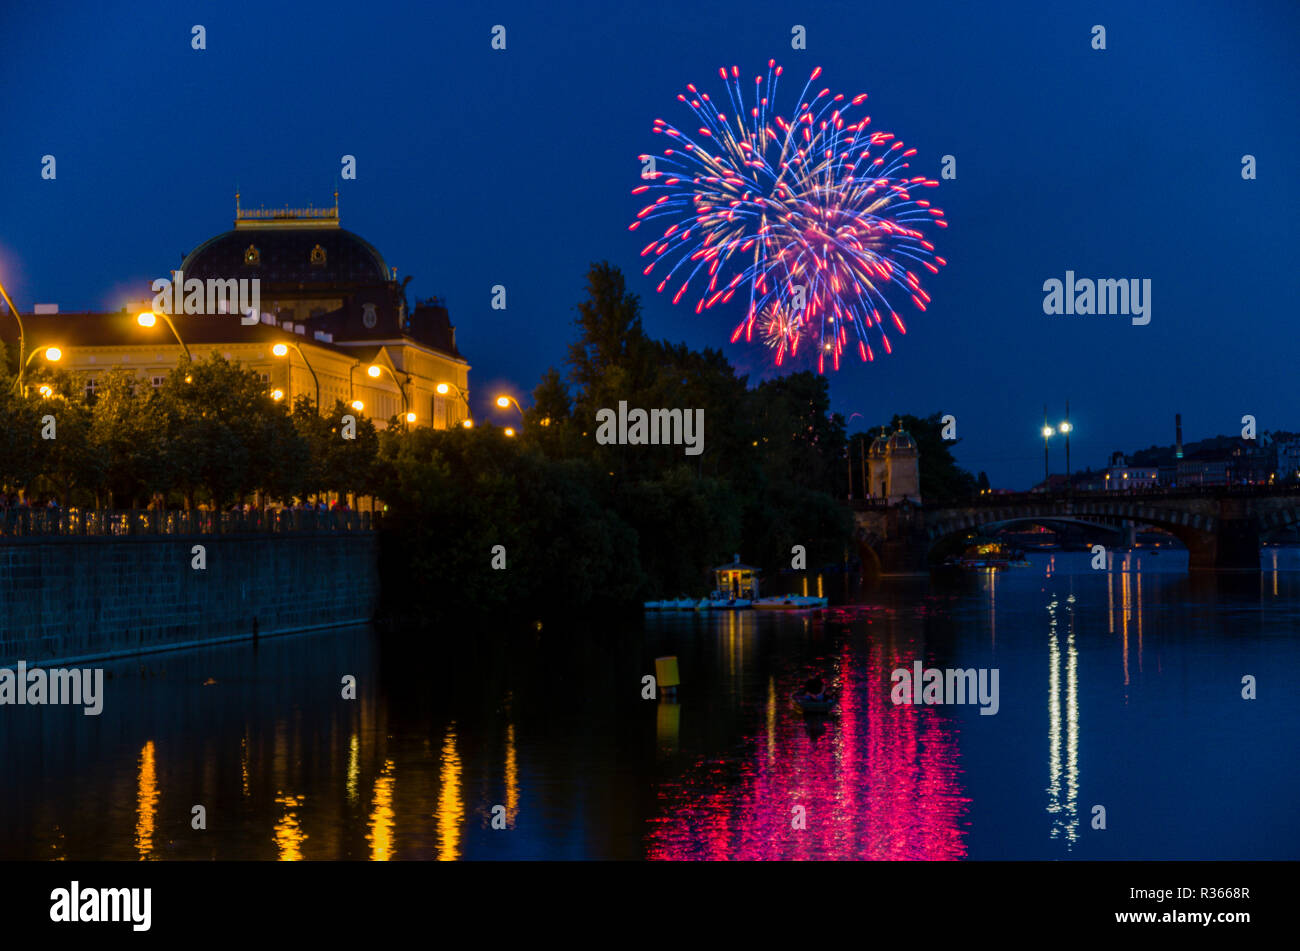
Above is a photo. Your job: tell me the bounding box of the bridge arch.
[925,502,1217,555]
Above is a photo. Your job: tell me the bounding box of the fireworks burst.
[758,300,805,365]
[630,61,947,372]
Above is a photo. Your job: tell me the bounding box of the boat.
[754,595,829,610]
[791,689,838,714]
[695,594,752,610]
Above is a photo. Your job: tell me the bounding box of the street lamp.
[137,311,192,363]
[21,346,61,396]
[350,399,364,412]
[462,418,473,429]
[368,363,409,420]
[0,277,28,394]
[273,341,320,409]
[1058,400,1072,489]
[504,427,516,437]
[1042,405,1054,490]
[271,388,285,402]
[435,380,471,428]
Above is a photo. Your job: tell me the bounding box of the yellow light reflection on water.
[1121,569,1132,687]
[504,723,518,828]
[347,732,360,804]
[436,726,463,860]
[240,734,249,798]
[274,794,308,860]
[135,740,158,860]
[368,760,396,861]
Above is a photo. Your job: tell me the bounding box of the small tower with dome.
[867,423,922,505]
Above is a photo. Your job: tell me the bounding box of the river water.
[2,549,1297,860]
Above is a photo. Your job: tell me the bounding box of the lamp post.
[437,380,470,427]
[368,363,409,421]
[1042,405,1054,491]
[0,278,27,394]
[495,393,523,432]
[21,346,61,397]
[1058,400,1072,492]
[137,311,192,363]
[274,341,319,408]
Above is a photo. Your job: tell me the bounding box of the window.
[244,245,260,265]
[85,378,98,397]
[151,376,164,388]
[310,244,326,267]
[259,373,270,384]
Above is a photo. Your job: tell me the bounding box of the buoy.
[655,656,680,695]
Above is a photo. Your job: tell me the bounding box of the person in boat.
[802,676,826,701]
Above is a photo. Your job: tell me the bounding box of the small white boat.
[695,596,752,610]
[754,595,828,610]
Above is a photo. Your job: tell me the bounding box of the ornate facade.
[6,196,470,428]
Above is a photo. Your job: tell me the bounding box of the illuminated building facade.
[4,196,470,429]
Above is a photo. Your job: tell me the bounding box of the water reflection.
[1045,594,1080,848]
[436,727,462,861]
[368,760,396,861]
[3,552,1299,861]
[274,794,308,861]
[646,638,969,860]
[135,740,158,860]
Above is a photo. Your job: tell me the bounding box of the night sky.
[2,0,1296,488]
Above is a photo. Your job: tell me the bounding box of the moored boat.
[643,597,697,611]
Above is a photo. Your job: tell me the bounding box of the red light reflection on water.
[647,640,970,860]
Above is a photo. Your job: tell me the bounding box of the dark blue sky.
[2,0,1296,487]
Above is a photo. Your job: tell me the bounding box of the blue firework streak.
[630,61,947,372]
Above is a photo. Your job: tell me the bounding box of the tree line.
[2,262,982,621]
[378,262,982,623]
[0,353,380,510]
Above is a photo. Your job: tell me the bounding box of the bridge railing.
[0,508,382,538]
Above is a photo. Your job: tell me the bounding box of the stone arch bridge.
[851,488,1300,574]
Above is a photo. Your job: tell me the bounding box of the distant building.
[1277,439,1300,482]
[1177,451,1231,487]
[1104,452,1159,490]
[867,426,921,505]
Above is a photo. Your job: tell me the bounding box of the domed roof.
[181,223,390,286]
[868,433,889,457]
[887,429,917,452]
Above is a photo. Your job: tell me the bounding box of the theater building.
[5,196,470,428]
